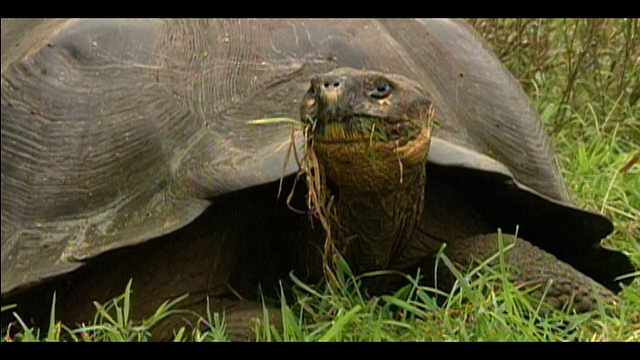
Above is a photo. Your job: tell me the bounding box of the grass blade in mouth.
[310,117,422,144]
[246,117,303,125]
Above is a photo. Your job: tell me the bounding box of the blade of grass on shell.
[1,304,17,313]
[246,117,302,125]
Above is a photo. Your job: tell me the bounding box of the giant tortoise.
[1,18,635,340]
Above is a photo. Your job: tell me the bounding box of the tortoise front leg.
[439,233,618,313]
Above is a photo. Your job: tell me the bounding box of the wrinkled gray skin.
[1,19,634,340]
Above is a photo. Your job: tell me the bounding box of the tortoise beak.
[311,75,347,121]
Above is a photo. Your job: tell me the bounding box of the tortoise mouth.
[308,115,423,147]
[306,112,434,186]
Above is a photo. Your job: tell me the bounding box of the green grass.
[469,18,639,273]
[3,19,639,342]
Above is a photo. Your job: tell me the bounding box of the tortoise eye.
[366,78,392,99]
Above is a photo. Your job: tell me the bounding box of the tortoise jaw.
[310,116,422,146]
[309,118,433,191]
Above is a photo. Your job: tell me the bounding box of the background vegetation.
[3,18,638,342]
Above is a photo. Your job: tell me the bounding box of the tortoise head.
[300,67,434,191]
[300,67,435,280]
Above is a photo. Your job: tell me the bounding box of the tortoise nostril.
[322,81,341,88]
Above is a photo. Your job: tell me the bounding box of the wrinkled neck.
[333,163,426,274]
